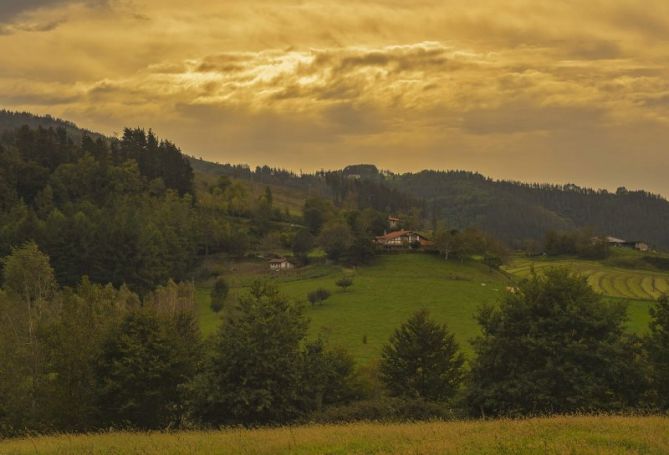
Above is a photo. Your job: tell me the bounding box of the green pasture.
[504,256,669,301]
[197,254,509,362]
[196,253,663,364]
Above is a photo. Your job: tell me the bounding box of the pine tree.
[380,310,464,402]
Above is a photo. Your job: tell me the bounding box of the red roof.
[376,230,430,242]
[376,230,411,241]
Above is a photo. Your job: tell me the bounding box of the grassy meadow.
[196,254,510,362]
[3,416,669,454]
[504,253,669,301]
[195,251,664,363]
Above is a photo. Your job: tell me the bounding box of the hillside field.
[196,253,658,363]
[504,254,669,301]
[2,416,668,454]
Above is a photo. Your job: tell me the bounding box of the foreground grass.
[3,416,669,454]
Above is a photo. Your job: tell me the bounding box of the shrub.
[335,277,353,291]
[307,288,331,305]
[210,277,229,313]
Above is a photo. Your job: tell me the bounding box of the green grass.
[504,256,669,301]
[3,416,669,454]
[197,254,509,363]
[503,255,664,336]
[196,253,665,363]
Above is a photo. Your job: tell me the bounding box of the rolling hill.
[4,110,669,250]
[195,253,659,363]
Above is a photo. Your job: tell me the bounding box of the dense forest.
[7,111,669,251]
[0,117,248,294]
[389,170,669,249]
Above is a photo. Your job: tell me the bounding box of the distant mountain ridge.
[0,110,106,143]
[4,110,669,249]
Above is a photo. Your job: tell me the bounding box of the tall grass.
[2,416,668,454]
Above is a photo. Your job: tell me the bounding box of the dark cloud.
[0,0,109,21]
[0,0,109,33]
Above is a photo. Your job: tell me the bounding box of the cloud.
[2,0,669,195]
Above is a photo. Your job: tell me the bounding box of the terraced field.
[504,257,669,301]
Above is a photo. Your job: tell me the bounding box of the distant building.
[606,236,626,246]
[375,230,432,249]
[606,236,649,252]
[625,241,650,252]
[269,257,294,271]
[388,216,401,230]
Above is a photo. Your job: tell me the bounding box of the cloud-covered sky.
[1,0,669,194]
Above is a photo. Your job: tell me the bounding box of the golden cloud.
[1,0,669,194]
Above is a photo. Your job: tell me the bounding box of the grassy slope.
[3,416,669,454]
[197,254,509,362]
[197,253,664,363]
[503,250,669,335]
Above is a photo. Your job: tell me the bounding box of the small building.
[388,216,401,230]
[375,230,432,249]
[606,236,650,252]
[624,241,650,252]
[269,257,294,271]
[606,236,627,246]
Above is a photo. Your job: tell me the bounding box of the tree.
[645,294,669,409]
[483,254,503,271]
[291,229,314,265]
[379,310,464,402]
[300,339,362,412]
[467,268,645,417]
[318,220,353,261]
[335,277,353,292]
[210,277,229,313]
[307,288,331,305]
[190,281,308,425]
[1,242,56,422]
[95,309,194,429]
[303,197,333,234]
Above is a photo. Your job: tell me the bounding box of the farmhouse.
[606,236,650,252]
[375,230,432,249]
[269,257,294,271]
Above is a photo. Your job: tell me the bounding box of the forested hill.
[0,110,106,143]
[387,171,669,249]
[3,110,669,249]
[191,157,669,249]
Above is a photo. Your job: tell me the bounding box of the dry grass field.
[2,416,668,454]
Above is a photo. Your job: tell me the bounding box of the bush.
[307,288,331,305]
[335,277,353,291]
[467,268,646,417]
[210,277,229,313]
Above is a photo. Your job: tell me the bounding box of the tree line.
[2,243,669,436]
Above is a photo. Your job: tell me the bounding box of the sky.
[1,1,669,195]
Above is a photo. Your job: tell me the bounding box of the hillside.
[0,110,106,143]
[388,170,669,250]
[195,253,656,363]
[2,416,668,454]
[4,110,669,250]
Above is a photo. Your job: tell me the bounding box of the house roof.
[606,236,626,243]
[376,230,430,241]
[388,216,401,221]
